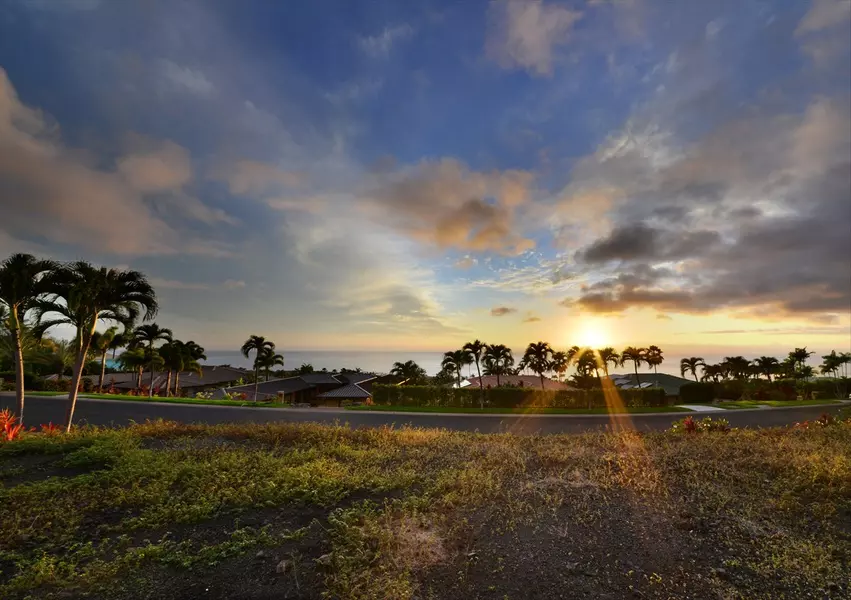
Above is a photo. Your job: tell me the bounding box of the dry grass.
[0,419,848,599]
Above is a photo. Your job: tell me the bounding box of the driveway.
[2,394,846,435]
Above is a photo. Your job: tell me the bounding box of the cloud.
[578,222,722,264]
[117,139,193,192]
[223,279,246,289]
[523,313,541,323]
[22,0,100,10]
[491,306,518,317]
[363,158,535,255]
[486,0,582,76]
[0,67,233,256]
[149,278,210,291]
[795,0,851,65]
[795,0,851,35]
[454,256,477,269]
[655,314,672,321]
[160,60,214,95]
[358,24,414,58]
[216,159,303,196]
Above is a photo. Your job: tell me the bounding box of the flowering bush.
[793,412,850,430]
[670,416,731,434]
[196,391,214,399]
[0,409,24,442]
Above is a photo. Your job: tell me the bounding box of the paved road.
[2,394,846,435]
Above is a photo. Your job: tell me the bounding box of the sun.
[575,321,610,349]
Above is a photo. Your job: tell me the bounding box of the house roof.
[211,376,315,399]
[607,373,693,396]
[299,373,346,385]
[336,372,377,385]
[317,383,371,398]
[465,375,576,391]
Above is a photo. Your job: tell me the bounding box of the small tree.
[241,335,275,401]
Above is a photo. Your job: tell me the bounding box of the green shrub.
[679,382,715,404]
[371,385,669,409]
[0,371,39,390]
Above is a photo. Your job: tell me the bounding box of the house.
[462,375,577,390]
[211,371,392,405]
[51,365,251,395]
[607,373,694,398]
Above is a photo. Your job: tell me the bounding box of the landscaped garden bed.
[1,417,849,599]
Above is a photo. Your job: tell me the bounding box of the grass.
[346,404,691,414]
[26,391,285,409]
[0,418,848,599]
[716,399,842,410]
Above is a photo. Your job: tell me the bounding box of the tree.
[296,363,314,375]
[390,360,427,384]
[798,365,814,381]
[109,330,131,361]
[550,350,570,381]
[598,347,620,376]
[701,364,723,383]
[840,352,851,379]
[620,347,646,386]
[645,345,664,376]
[789,347,814,374]
[723,356,750,380]
[256,347,285,381]
[90,327,118,394]
[174,340,206,395]
[117,348,147,388]
[463,339,487,405]
[679,357,705,382]
[158,341,182,396]
[36,338,76,381]
[441,349,472,389]
[0,253,58,423]
[482,344,514,386]
[241,335,275,401]
[753,356,779,382]
[522,341,553,390]
[34,262,157,431]
[133,324,173,396]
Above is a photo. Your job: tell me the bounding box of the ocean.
[202,350,468,377]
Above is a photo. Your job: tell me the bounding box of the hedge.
[372,384,670,409]
[710,378,850,401]
[679,382,715,404]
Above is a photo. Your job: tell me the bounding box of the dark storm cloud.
[578,223,722,264]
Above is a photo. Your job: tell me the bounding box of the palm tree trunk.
[474,358,483,409]
[539,372,545,390]
[165,369,173,397]
[633,361,640,386]
[12,314,26,424]
[496,370,500,387]
[137,365,142,390]
[174,371,181,397]
[98,351,107,393]
[65,323,96,433]
[149,345,155,397]
[693,371,698,382]
[253,360,259,403]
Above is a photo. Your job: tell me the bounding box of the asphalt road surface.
[2,394,846,435]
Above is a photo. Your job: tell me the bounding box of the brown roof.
[467,375,577,391]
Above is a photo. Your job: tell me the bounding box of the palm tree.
[550,350,570,381]
[463,339,487,398]
[109,330,131,361]
[241,335,275,401]
[753,356,779,382]
[256,347,285,381]
[679,357,705,382]
[133,323,173,396]
[0,253,58,423]
[390,360,427,384]
[33,262,157,431]
[789,347,814,376]
[441,349,472,389]
[90,326,118,394]
[598,347,620,376]
[645,345,664,376]
[522,341,553,390]
[723,356,751,380]
[482,344,513,386]
[620,347,646,386]
[117,348,148,389]
[701,364,723,383]
[174,340,205,395]
[158,341,182,396]
[840,352,851,379]
[35,338,76,381]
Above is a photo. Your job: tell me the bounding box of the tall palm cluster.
[680,347,851,383]
[438,342,664,390]
[240,335,285,401]
[0,254,160,431]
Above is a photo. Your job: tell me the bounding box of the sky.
[0,0,849,363]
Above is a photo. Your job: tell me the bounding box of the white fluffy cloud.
[486,0,582,75]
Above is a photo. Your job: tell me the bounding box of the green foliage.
[679,382,715,404]
[372,384,669,408]
[670,416,731,433]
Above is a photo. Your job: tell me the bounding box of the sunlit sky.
[1,0,849,360]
